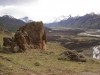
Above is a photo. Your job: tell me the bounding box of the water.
[78,29,100,37]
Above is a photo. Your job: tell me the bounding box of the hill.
[46,13,100,29]
[0,15,26,32]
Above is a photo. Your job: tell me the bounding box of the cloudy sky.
[0,0,100,23]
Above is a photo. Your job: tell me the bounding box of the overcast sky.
[0,0,100,23]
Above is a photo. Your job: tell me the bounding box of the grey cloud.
[0,6,27,18]
[0,0,37,6]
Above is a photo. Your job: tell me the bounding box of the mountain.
[20,17,33,23]
[0,15,51,32]
[49,16,68,22]
[0,15,25,32]
[46,13,100,29]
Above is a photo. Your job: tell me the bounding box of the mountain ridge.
[0,15,26,32]
[46,13,100,29]
[0,15,51,32]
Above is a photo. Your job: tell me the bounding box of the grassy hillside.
[0,42,100,75]
[0,31,100,75]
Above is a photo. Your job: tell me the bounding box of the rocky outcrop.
[3,21,47,52]
[19,21,47,50]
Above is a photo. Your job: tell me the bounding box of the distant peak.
[20,16,33,23]
[23,16,28,19]
[51,15,68,22]
[2,15,15,19]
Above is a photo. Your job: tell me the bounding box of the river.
[78,29,100,37]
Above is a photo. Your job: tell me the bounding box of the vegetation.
[0,42,100,75]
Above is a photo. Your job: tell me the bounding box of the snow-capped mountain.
[49,15,68,23]
[20,17,33,23]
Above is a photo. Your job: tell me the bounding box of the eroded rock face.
[19,21,47,50]
[14,30,29,51]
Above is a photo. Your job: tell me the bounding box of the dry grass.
[0,32,100,75]
[0,42,100,75]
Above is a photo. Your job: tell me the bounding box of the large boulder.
[59,50,87,62]
[19,21,47,50]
